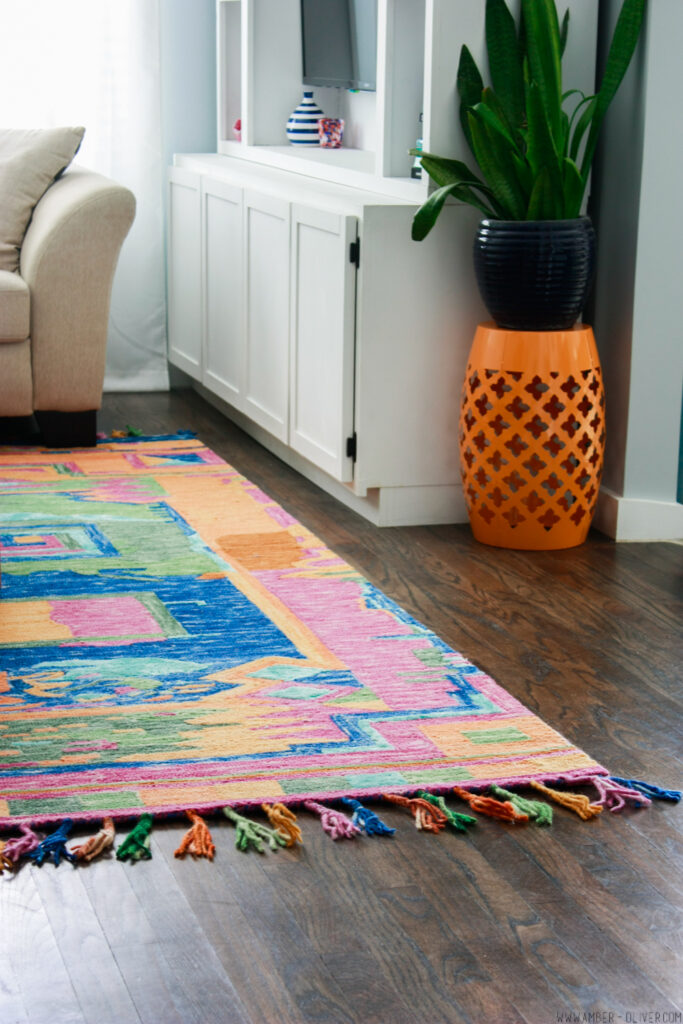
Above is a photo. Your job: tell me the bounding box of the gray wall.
[590,0,683,504]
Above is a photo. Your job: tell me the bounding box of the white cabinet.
[243,191,290,442]
[289,204,357,482]
[168,166,359,480]
[167,168,202,378]
[202,178,243,405]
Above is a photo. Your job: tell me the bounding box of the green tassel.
[116,814,154,861]
[490,785,553,826]
[418,792,477,832]
[222,807,287,853]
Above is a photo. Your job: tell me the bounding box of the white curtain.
[0,0,169,391]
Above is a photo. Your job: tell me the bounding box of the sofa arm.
[20,166,135,411]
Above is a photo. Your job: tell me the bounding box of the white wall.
[160,0,217,174]
[590,0,683,539]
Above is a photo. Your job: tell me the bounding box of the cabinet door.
[167,168,202,379]
[243,191,290,442]
[289,205,357,482]
[202,178,244,408]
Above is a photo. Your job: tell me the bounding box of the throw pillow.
[0,126,85,273]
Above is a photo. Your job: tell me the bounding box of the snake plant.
[412,0,645,240]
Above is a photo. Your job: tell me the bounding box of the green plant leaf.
[417,153,486,189]
[568,95,597,162]
[468,110,528,219]
[457,45,484,153]
[580,0,645,182]
[525,80,560,179]
[411,182,497,241]
[485,0,525,131]
[559,8,570,56]
[526,166,562,219]
[562,157,585,217]
[521,0,563,150]
[475,93,521,152]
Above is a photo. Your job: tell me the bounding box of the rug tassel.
[174,810,215,861]
[0,824,42,870]
[341,798,395,837]
[116,813,154,861]
[589,776,652,813]
[490,785,553,826]
[383,794,447,833]
[71,817,116,862]
[28,820,77,867]
[303,800,360,840]
[452,786,529,824]
[222,807,287,853]
[609,777,682,803]
[262,803,303,847]
[417,792,477,833]
[529,780,603,820]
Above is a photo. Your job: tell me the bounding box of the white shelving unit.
[167,0,600,526]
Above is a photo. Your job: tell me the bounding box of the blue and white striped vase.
[286,90,324,146]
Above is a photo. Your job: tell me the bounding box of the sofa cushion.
[0,270,30,342]
[0,126,85,273]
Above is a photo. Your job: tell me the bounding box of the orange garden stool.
[459,323,605,550]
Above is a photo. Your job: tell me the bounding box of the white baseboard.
[594,487,683,541]
[104,367,170,392]
[194,383,467,527]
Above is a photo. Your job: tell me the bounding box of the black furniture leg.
[35,410,98,448]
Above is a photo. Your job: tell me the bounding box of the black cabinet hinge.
[349,239,360,268]
[346,433,357,460]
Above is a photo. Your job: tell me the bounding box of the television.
[301,0,378,92]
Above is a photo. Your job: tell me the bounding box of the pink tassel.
[2,824,42,864]
[591,776,652,812]
[304,800,360,840]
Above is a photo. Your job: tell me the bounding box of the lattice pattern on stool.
[459,365,605,539]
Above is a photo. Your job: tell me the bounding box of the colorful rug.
[0,433,670,848]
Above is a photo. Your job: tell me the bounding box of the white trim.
[194,382,466,527]
[104,368,170,392]
[594,486,683,542]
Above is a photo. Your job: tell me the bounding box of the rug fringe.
[609,776,682,803]
[262,803,304,847]
[28,820,76,867]
[116,814,154,861]
[384,793,447,833]
[222,807,287,853]
[417,792,477,833]
[1,772,677,868]
[303,800,360,840]
[71,818,115,862]
[341,798,395,837]
[453,786,529,824]
[174,811,215,861]
[490,785,553,826]
[529,780,603,820]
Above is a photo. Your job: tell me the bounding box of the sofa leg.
[35,410,98,448]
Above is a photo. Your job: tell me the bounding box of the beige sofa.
[0,166,135,446]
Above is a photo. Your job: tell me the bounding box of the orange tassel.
[0,840,13,874]
[530,780,603,820]
[384,794,447,833]
[174,810,215,860]
[453,786,528,824]
[71,817,116,862]
[262,803,303,847]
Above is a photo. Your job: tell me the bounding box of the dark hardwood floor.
[2,389,681,1024]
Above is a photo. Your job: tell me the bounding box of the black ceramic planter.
[473,217,596,331]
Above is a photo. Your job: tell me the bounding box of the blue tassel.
[610,777,681,803]
[27,820,77,867]
[341,798,395,836]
